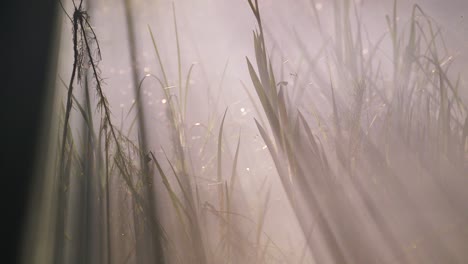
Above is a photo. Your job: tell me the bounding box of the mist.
[20,0,468,263]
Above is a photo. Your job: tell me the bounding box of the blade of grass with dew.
[229,130,241,195]
[217,108,229,215]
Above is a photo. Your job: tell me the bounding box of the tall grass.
[21,0,467,263]
[245,0,467,263]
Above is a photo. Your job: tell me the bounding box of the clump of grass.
[245,0,467,263]
[144,6,283,261]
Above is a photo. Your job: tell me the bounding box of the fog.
[22,0,468,263]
